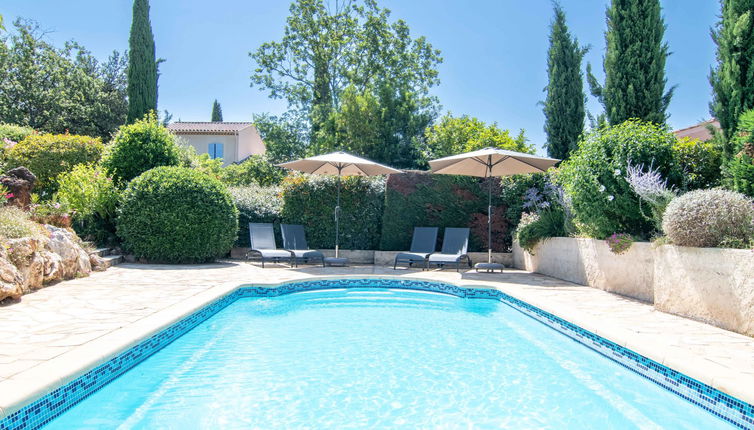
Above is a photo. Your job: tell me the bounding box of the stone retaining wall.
[513,237,754,336]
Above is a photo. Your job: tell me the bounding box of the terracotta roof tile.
[673,119,720,141]
[167,121,253,134]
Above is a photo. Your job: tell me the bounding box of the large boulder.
[0,166,37,209]
[0,247,24,301]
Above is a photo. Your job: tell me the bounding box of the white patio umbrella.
[429,147,560,265]
[278,151,401,258]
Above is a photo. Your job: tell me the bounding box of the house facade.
[167,122,266,166]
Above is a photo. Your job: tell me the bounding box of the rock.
[5,237,45,293]
[0,248,24,301]
[45,226,84,278]
[89,253,106,271]
[41,250,64,283]
[0,166,37,209]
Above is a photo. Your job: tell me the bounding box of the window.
[208,143,224,160]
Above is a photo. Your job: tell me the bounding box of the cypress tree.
[211,99,223,122]
[587,0,674,125]
[543,3,587,160]
[709,0,754,154]
[127,0,158,123]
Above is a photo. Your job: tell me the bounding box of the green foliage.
[0,123,34,142]
[219,155,287,187]
[499,173,555,239]
[211,100,223,122]
[281,174,384,250]
[7,133,103,194]
[379,172,513,252]
[557,120,681,239]
[723,110,754,196]
[253,112,309,164]
[250,0,442,167]
[117,166,238,263]
[0,206,44,239]
[0,20,127,140]
[662,188,754,248]
[543,3,587,160]
[56,164,120,245]
[229,185,283,247]
[587,0,673,125]
[103,113,180,183]
[672,137,723,190]
[29,198,72,228]
[515,209,566,254]
[424,114,532,159]
[709,0,754,149]
[127,0,158,123]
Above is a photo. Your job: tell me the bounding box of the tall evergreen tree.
[709,0,754,154]
[127,0,158,123]
[587,0,674,125]
[543,3,587,160]
[211,99,223,122]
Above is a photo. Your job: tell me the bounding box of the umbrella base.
[474,262,504,273]
[324,257,349,267]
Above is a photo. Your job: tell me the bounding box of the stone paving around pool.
[1,261,753,418]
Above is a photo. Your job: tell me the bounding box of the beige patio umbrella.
[429,147,560,266]
[278,151,401,258]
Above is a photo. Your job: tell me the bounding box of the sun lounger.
[426,227,472,272]
[245,223,294,268]
[281,224,325,267]
[393,227,439,269]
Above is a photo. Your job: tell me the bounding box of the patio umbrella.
[278,151,401,258]
[429,147,559,265]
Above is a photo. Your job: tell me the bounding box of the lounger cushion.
[394,252,429,262]
[290,249,324,259]
[427,253,465,263]
[253,249,293,259]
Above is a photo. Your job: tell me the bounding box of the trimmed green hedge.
[229,185,283,247]
[117,166,238,263]
[280,174,384,250]
[380,172,517,252]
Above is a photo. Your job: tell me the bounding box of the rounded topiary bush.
[103,114,180,183]
[117,166,239,263]
[662,189,754,248]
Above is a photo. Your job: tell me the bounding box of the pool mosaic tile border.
[1,278,752,430]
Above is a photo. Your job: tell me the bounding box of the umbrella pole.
[487,158,493,264]
[335,171,341,258]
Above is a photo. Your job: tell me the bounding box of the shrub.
[0,123,35,142]
[103,114,181,184]
[229,185,283,247]
[606,233,633,255]
[0,206,44,239]
[723,110,754,197]
[624,162,677,232]
[515,209,566,254]
[281,174,384,250]
[6,133,103,194]
[662,188,754,248]
[57,164,120,245]
[673,137,722,190]
[117,167,238,262]
[29,200,72,228]
[557,120,681,239]
[219,155,287,187]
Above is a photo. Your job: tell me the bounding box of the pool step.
[91,247,111,258]
[101,254,124,268]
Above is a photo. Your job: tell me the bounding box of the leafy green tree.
[0,20,127,139]
[543,3,587,160]
[709,0,754,153]
[127,0,158,123]
[250,0,441,164]
[424,114,533,159]
[211,99,223,122]
[723,109,754,197]
[587,0,674,125]
[252,112,309,163]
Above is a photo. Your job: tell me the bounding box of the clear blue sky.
[2,0,720,154]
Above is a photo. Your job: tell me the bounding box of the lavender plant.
[624,162,676,232]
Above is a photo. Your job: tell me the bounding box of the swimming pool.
[2,279,751,429]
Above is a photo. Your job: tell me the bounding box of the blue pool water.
[45,288,732,429]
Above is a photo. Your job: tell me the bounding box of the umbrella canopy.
[429,147,559,177]
[277,151,401,176]
[429,147,560,266]
[278,151,401,258]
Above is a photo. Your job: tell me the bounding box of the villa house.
[673,119,720,141]
[167,121,266,166]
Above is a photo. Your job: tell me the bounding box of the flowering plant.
[625,161,677,232]
[606,233,633,255]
